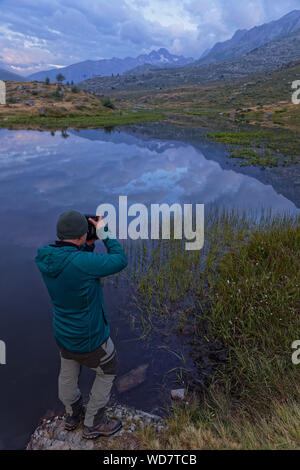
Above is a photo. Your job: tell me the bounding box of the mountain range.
[0,67,26,81]
[78,29,300,94]
[28,48,194,83]
[77,8,300,93]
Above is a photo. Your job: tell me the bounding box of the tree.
[45,77,50,85]
[101,96,115,110]
[54,85,63,99]
[56,73,65,84]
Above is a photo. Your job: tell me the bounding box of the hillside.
[0,81,161,129]
[124,63,174,75]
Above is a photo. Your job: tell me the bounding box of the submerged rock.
[116,364,149,393]
[26,403,165,450]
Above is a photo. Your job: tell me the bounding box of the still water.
[0,127,298,449]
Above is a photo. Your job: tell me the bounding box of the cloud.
[0,0,299,75]
[185,0,300,50]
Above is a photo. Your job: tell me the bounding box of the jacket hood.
[35,244,80,278]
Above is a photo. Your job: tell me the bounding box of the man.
[35,210,128,439]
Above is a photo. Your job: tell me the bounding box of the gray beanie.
[56,210,88,240]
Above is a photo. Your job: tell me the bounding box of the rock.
[116,364,148,393]
[135,410,162,421]
[26,403,166,450]
[171,389,186,400]
[25,100,34,106]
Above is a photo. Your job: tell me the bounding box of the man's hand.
[86,216,106,244]
[88,215,105,231]
[88,215,115,240]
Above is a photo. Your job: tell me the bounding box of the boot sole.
[65,422,81,431]
[65,418,83,431]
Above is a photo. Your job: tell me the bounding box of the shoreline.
[26,403,166,451]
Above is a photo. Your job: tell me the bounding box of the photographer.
[35,210,128,439]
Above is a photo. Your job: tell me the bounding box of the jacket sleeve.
[72,237,128,277]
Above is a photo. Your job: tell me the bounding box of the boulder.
[26,403,165,450]
[171,389,186,400]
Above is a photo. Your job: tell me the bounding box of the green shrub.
[101,96,115,109]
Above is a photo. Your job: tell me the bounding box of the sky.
[0,0,300,76]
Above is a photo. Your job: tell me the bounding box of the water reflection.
[0,128,298,242]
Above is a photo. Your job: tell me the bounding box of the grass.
[134,396,300,450]
[119,209,300,449]
[206,130,300,168]
[0,110,163,130]
[209,217,300,411]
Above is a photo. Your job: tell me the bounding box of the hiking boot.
[65,397,85,431]
[83,414,122,439]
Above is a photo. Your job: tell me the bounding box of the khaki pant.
[58,337,118,427]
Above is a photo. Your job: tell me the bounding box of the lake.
[0,126,298,449]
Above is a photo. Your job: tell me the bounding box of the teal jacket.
[35,237,128,353]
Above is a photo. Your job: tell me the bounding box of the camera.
[85,215,99,241]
